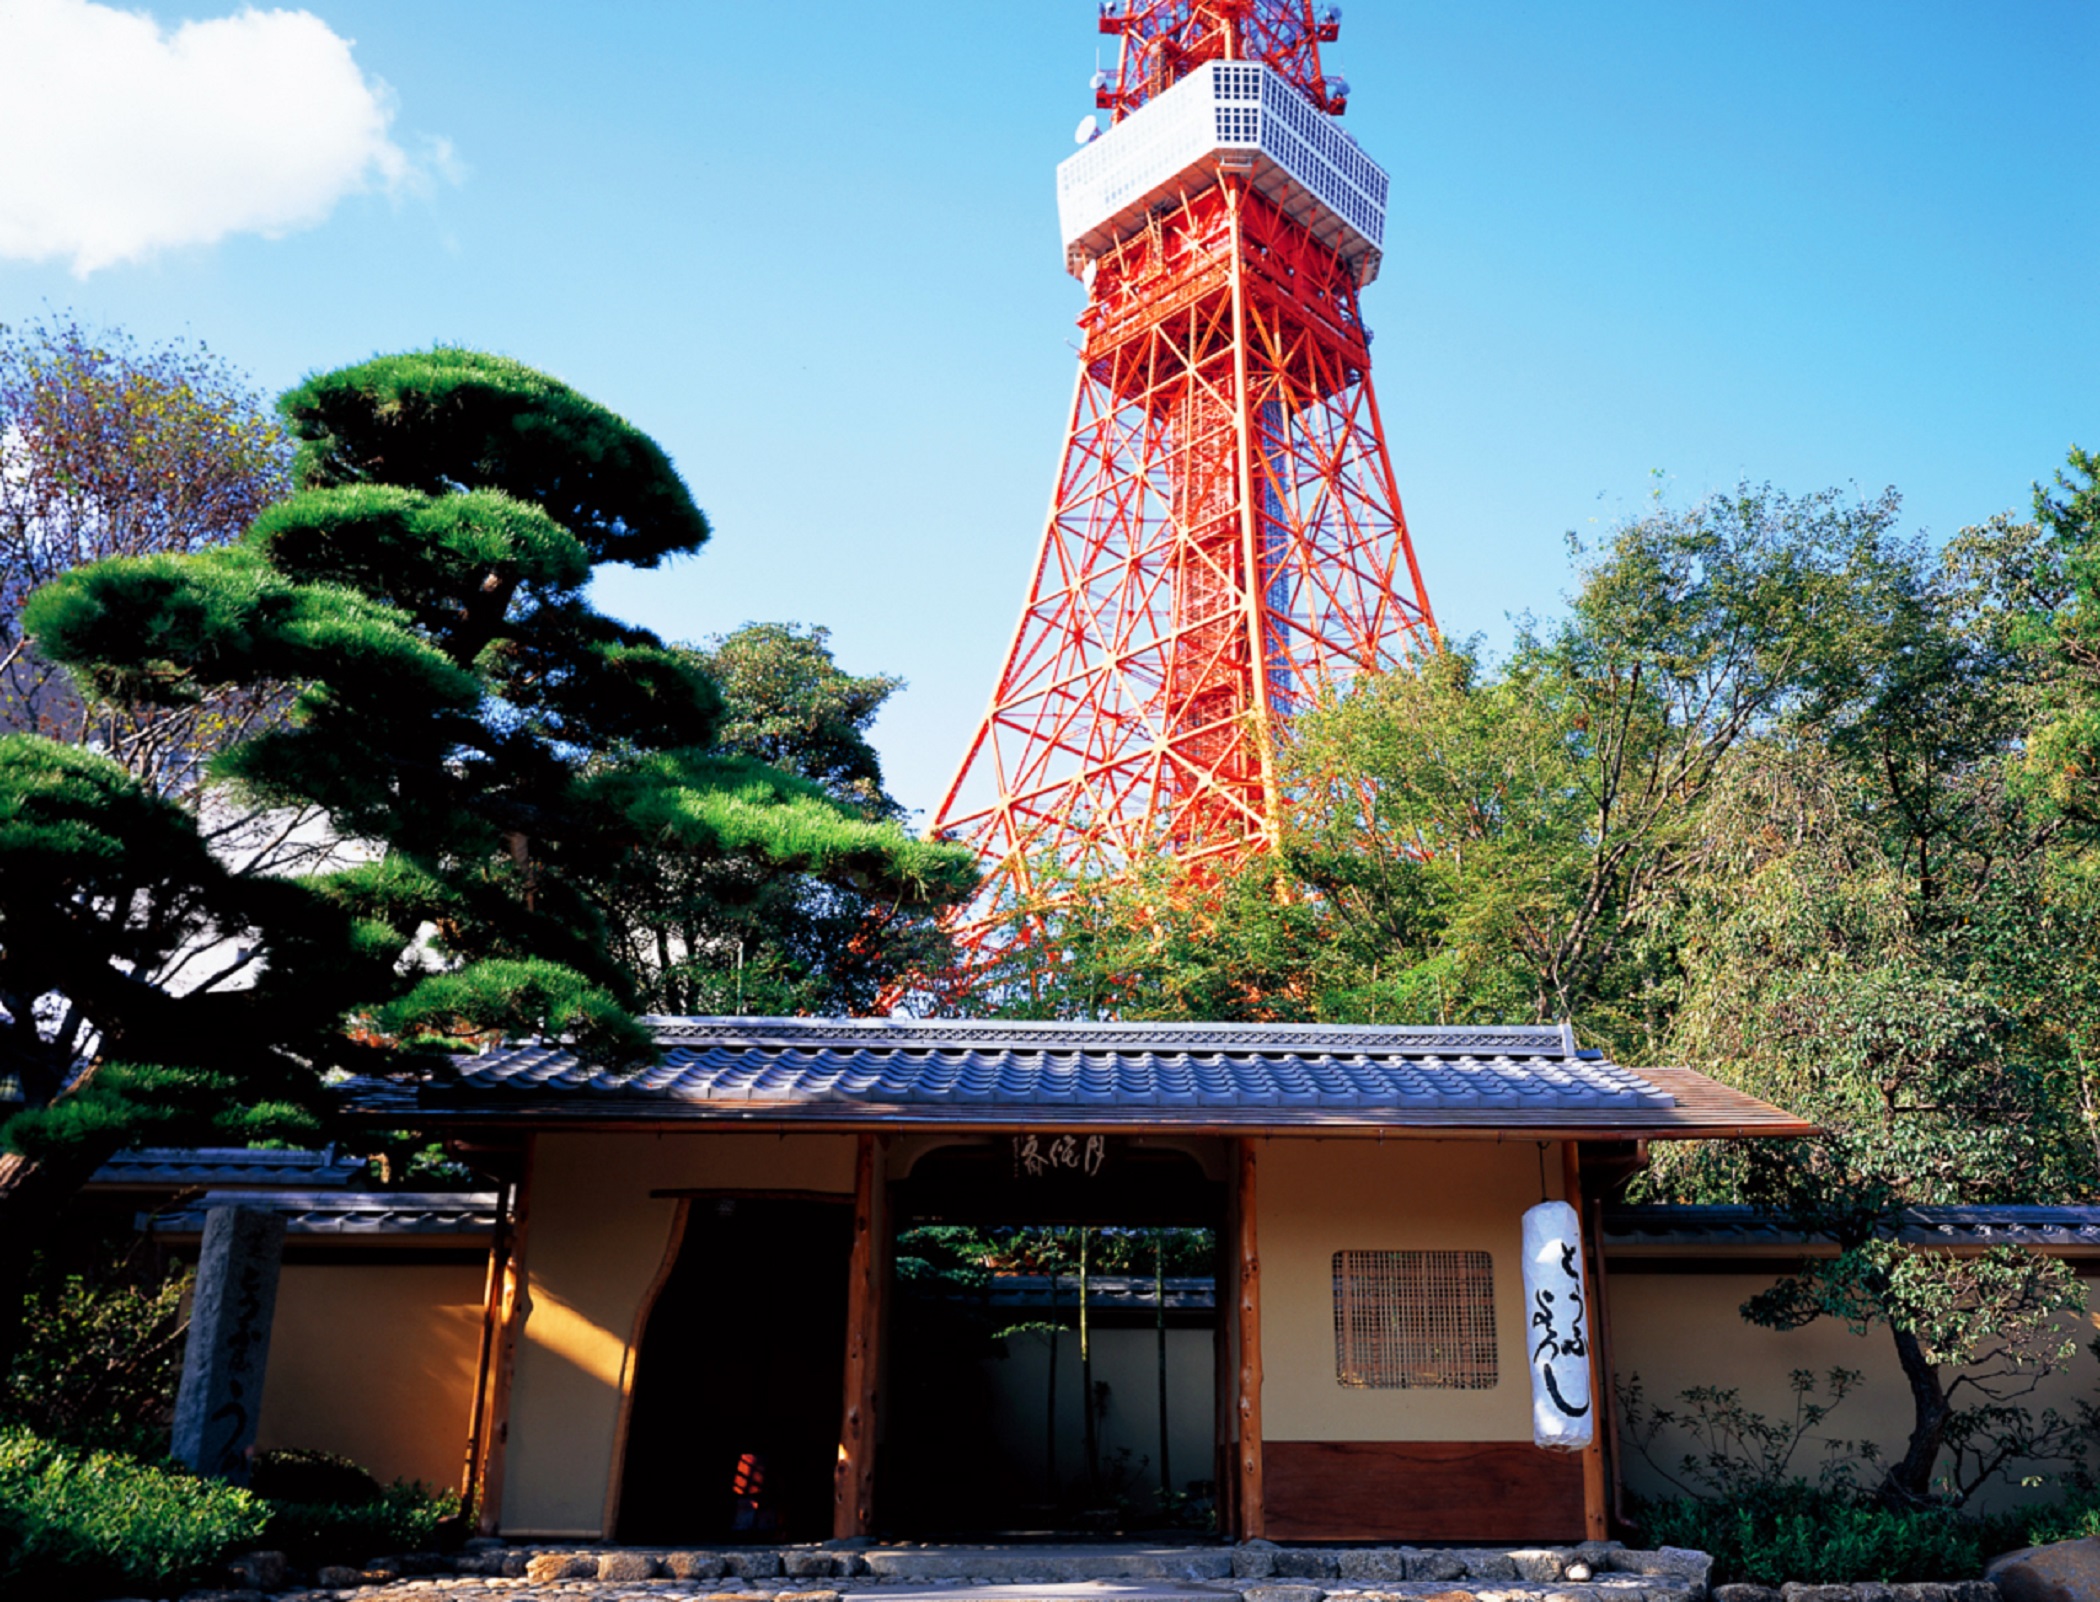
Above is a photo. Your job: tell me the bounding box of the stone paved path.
[227,1581,1683,1602]
[170,1539,1726,1602]
[258,1595,1243,1602]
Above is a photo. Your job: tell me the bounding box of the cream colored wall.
[987,1326,1217,1503]
[503,1131,860,1537]
[255,1261,485,1491]
[1609,1269,2100,1513]
[1259,1138,1555,1443]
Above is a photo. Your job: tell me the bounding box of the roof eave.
[339,1097,1816,1142]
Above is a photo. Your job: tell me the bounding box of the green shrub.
[3,1253,190,1459]
[1637,1485,2033,1583]
[248,1447,382,1507]
[2023,1493,2100,1546]
[0,1426,267,1597]
[260,1480,458,1568]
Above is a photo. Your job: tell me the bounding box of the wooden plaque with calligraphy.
[893,1140,1221,1227]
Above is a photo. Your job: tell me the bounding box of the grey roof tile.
[143,1189,498,1238]
[91,1146,365,1189]
[332,1014,1759,1129]
[1603,1203,2100,1251]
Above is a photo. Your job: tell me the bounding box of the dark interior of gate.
[616,1197,853,1545]
[883,1138,1226,1538]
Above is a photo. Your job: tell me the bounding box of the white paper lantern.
[1520,1200,1595,1452]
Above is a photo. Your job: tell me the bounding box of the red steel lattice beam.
[928,5,1434,986]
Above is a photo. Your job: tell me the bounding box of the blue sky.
[2,1,2093,821]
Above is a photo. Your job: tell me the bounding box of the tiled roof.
[1604,1204,2100,1252]
[340,1015,1812,1137]
[975,1273,1217,1312]
[91,1146,366,1190]
[142,1189,498,1238]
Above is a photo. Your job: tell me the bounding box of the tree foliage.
[1003,461,2100,1504]
[595,623,958,1015]
[0,345,975,1367]
[1027,484,1904,1043]
[0,318,291,800]
[22,346,973,1068]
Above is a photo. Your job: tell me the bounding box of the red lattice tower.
[931,0,1436,972]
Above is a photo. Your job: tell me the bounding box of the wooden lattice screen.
[1331,1248,1498,1390]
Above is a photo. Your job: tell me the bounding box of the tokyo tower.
[931,0,1437,967]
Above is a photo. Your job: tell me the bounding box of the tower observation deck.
[930,1,1437,988]
[1057,58,1387,284]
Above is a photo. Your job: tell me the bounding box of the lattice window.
[1332,1249,1498,1390]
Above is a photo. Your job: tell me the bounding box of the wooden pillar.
[834,1132,880,1537]
[1589,1176,1630,1531]
[1235,1138,1265,1540]
[1213,1174,1239,1540]
[460,1176,513,1511]
[476,1135,535,1537]
[1561,1142,1608,1541]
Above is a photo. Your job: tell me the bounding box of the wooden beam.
[1213,1173,1238,1541]
[1236,1138,1265,1540]
[1562,1141,1608,1541]
[476,1134,535,1536]
[834,1132,880,1537]
[1587,1173,1632,1532]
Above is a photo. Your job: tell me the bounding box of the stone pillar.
[170,1204,286,1481]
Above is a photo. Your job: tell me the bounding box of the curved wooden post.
[476,1135,535,1536]
[1236,1138,1264,1539]
[834,1133,880,1537]
[460,1177,512,1512]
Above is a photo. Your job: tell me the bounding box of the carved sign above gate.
[1011,1133,1108,1179]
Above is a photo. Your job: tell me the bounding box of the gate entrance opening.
[884,1137,1226,1538]
[616,1196,851,1544]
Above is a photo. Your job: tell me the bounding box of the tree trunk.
[0,1141,121,1375]
[1881,1323,1952,1507]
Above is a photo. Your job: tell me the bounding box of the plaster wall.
[255,1261,484,1490]
[1608,1268,2100,1513]
[504,1131,860,1537]
[1258,1137,1559,1443]
[983,1325,1217,1506]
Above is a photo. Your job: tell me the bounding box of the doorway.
[615,1196,851,1544]
[884,1137,1226,1538]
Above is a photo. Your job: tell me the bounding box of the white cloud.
[0,0,449,274]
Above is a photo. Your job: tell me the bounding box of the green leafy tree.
[596,622,957,1015]
[696,622,901,812]
[2019,446,2100,823]
[993,473,2100,1503]
[0,318,291,801]
[4,1252,190,1457]
[0,734,376,1366]
[0,347,974,1368]
[1658,509,2099,1506]
[1023,483,1899,1047]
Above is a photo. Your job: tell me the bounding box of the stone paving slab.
[862,1551,1239,1583]
[166,1540,1733,1602]
[224,1580,1704,1602]
[861,1584,1241,1602]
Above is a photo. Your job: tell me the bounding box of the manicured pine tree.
[1,347,975,1367]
